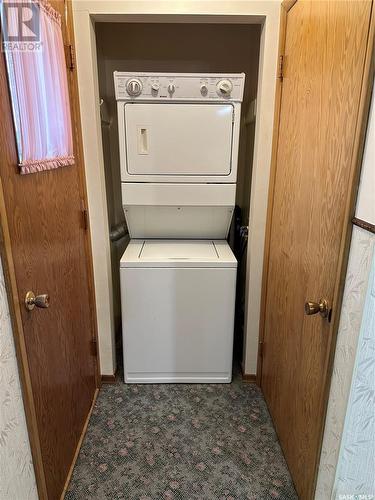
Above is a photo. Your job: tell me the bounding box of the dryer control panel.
[114,72,245,102]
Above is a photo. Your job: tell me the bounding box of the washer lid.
[120,240,237,268]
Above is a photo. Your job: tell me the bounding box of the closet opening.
[95,22,262,374]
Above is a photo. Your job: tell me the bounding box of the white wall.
[356,93,375,226]
[334,247,375,497]
[0,258,37,500]
[316,88,375,499]
[72,0,281,376]
[73,11,116,376]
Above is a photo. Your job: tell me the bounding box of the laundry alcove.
[95,22,262,373]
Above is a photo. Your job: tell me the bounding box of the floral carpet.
[65,373,298,500]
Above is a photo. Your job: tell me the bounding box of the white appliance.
[115,72,245,239]
[115,72,245,383]
[120,240,237,383]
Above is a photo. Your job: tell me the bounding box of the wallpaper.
[0,258,38,500]
[334,247,375,497]
[315,227,375,499]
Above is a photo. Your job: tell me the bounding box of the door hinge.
[82,209,89,230]
[259,341,264,358]
[278,55,284,81]
[90,338,97,357]
[64,44,75,71]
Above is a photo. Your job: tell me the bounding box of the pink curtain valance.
[3,0,74,174]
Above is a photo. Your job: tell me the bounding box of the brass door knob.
[25,291,50,311]
[304,299,329,318]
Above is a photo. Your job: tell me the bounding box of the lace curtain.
[2,0,74,174]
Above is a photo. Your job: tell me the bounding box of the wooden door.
[260,1,374,499]
[0,1,99,499]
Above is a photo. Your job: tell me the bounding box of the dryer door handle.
[138,127,149,155]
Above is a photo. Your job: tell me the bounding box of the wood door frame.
[257,0,374,495]
[0,1,101,498]
[62,0,101,388]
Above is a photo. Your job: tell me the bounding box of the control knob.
[217,79,233,97]
[168,83,175,95]
[151,83,160,94]
[126,78,142,96]
[200,84,208,96]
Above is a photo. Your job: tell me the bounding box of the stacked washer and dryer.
[114,72,245,383]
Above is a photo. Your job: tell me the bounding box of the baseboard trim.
[101,373,117,384]
[60,388,99,499]
[242,373,257,383]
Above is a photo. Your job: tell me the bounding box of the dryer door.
[123,103,234,178]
